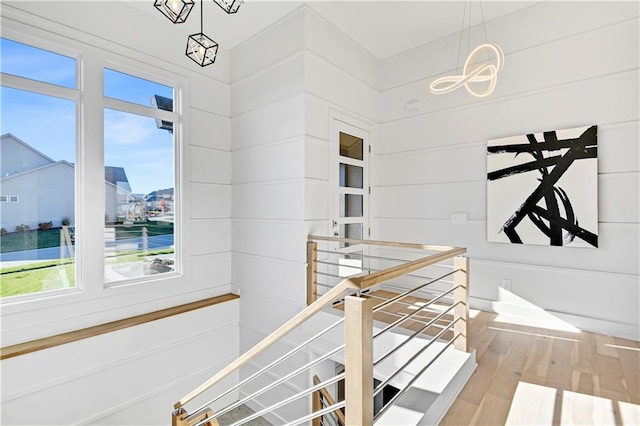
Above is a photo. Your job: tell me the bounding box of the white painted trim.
[0,73,79,101]
[469,296,640,341]
[103,97,177,122]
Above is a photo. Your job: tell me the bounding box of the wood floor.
[440,310,640,425]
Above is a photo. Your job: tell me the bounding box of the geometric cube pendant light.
[154,0,195,24]
[213,0,244,14]
[185,0,218,67]
[156,0,242,67]
[186,32,219,67]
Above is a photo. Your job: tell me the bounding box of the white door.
[329,117,370,258]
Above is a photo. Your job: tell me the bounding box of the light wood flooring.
[441,311,640,425]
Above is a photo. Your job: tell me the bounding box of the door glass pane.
[339,132,363,160]
[1,38,76,89]
[339,164,363,189]
[104,108,176,283]
[339,194,363,218]
[339,223,363,248]
[340,223,362,240]
[0,87,76,298]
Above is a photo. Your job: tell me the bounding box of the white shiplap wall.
[229,7,381,422]
[374,1,639,340]
[1,1,236,424]
[230,9,309,423]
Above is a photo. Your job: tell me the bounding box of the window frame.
[0,14,192,318]
[101,59,183,288]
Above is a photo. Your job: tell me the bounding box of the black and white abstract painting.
[487,125,598,248]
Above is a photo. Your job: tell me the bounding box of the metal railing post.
[142,226,149,254]
[345,295,373,425]
[307,241,318,305]
[453,256,469,352]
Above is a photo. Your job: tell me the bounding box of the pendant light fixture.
[185,0,219,67]
[154,0,195,24]
[429,0,504,98]
[212,0,244,14]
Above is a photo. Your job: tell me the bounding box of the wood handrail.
[308,234,461,252]
[312,375,346,425]
[352,247,467,290]
[0,294,239,360]
[175,278,359,409]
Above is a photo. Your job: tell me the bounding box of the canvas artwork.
[486,125,598,248]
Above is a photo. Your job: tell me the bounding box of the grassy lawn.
[1,248,173,298]
[113,221,174,239]
[1,222,173,254]
[0,261,76,297]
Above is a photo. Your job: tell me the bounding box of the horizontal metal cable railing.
[172,235,468,426]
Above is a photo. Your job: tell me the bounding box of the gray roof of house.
[104,166,129,185]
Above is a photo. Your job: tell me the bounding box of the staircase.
[171,236,474,426]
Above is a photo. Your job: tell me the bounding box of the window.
[0,35,182,299]
[103,69,178,284]
[0,38,78,298]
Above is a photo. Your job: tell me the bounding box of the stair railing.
[172,235,468,425]
[312,375,345,426]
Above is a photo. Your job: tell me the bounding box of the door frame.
[328,111,372,254]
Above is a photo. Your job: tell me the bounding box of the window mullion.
[78,50,106,296]
[103,96,177,122]
[1,72,78,102]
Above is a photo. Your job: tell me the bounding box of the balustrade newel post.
[345,295,374,425]
[306,241,318,305]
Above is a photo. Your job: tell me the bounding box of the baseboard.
[470,296,640,341]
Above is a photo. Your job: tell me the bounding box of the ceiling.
[133,1,540,60]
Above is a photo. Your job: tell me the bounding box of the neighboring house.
[0,133,127,229]
[105,166,133,222]
[144,187,174,215]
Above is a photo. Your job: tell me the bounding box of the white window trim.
[101,59,183,288]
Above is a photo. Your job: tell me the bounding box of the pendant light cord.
[200,0,203,33]
[479,0,491,61]
[455,1,468,73]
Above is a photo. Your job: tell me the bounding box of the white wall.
[230,8,308,422]
[373,1,640,340]
[1,300,240,425]
[229,7,381,422]
[1,1,236,424]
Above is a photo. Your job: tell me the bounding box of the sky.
[1,38,175,195]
